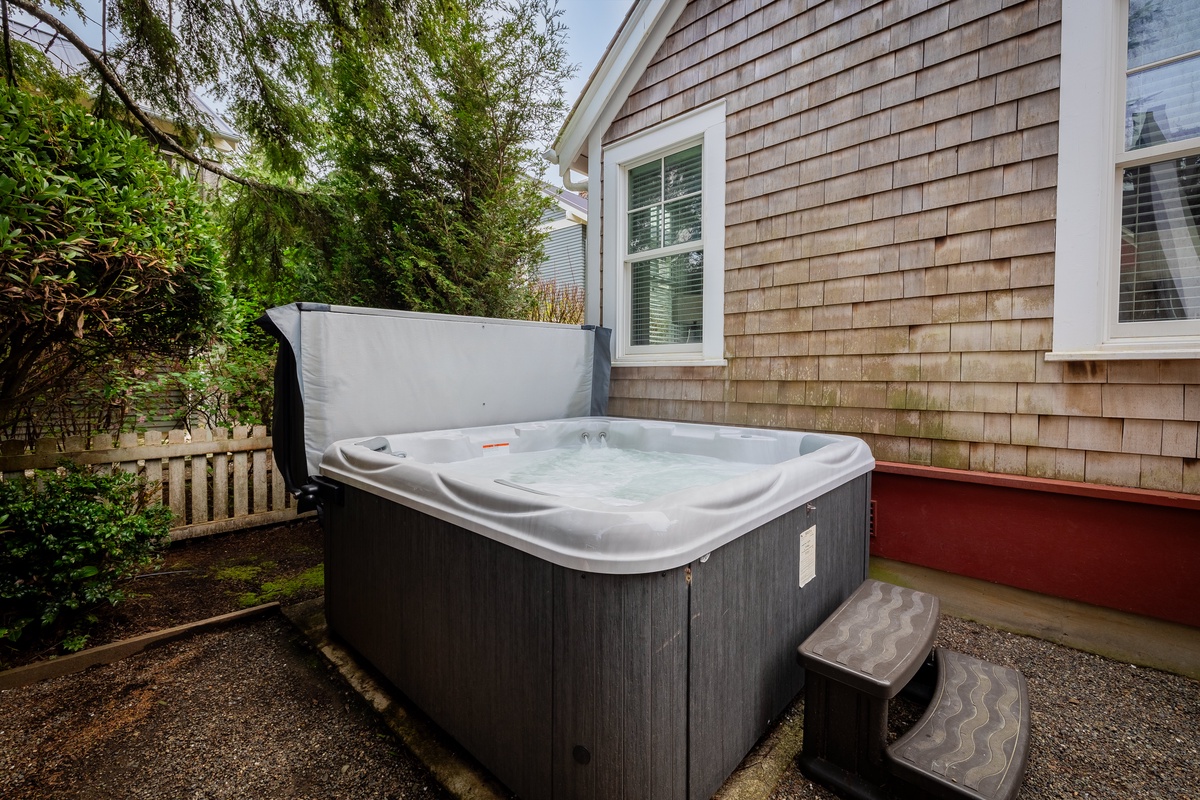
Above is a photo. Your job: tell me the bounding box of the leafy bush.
[1,300,277,444]
[140,297,277,431]
[0,84,228,432]
[2,298,277,443]
[0,466,172,651]
[0,352,170,444]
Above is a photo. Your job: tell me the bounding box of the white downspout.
[543,148,589,192]
[561,170,589,193]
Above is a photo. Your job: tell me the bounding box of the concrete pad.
[872,557,1200,680]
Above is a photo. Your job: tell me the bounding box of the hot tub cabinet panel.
[326,489,555,800]
[551,565,690,800]
[325,475,870,800]
[687,476,870,800]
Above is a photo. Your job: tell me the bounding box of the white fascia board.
[550,197,588,224]
[542,217,584,233]
[553,0,688,182]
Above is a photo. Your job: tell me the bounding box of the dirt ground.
[1,518,455,799]
[0,615,451,800]
[1,518,324,670]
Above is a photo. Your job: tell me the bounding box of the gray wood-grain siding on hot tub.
[324,475,870,800]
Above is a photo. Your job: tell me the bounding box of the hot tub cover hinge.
[296,476,345,513]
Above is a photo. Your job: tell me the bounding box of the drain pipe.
[544,148,589,193]
[561,170,589,193]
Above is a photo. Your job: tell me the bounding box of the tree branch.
[7,0,294,194]
[2,0,15,87]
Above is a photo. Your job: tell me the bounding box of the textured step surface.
[798,579,939,698]
[887,648,1031,800]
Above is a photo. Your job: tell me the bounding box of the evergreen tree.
[225,0,573,316]
[4,0,572,318]
[4,0,415,186]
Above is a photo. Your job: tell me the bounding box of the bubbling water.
[443,443,763,505]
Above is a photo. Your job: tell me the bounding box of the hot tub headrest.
[258,303,611,492]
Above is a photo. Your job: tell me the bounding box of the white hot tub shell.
[321,416,873,574]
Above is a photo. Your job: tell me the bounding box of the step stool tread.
[798,579,940,698]
[886,648,1031,800]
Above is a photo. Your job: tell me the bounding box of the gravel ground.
[1,610,1197,799]
[0,616,449,800]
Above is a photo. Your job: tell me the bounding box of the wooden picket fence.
[0,427,312,540]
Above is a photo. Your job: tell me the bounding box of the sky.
[557,0,633,119]
[545,0,633,185]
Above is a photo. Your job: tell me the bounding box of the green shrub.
[139,296,278,431]
[0,84,228,432]
[0,466,173,651]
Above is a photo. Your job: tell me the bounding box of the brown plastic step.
[886,648,1031,800]
[799,578,940,698]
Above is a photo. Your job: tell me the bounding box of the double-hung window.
[627,146,704,347]
[1053,0,1200,358]
[602,102,726,365]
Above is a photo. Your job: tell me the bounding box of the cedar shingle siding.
[600,0,1200,494]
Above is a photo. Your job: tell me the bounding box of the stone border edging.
[711,696,805,800]
[0,602,281,690]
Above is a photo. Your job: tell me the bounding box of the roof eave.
[552,0,688,180]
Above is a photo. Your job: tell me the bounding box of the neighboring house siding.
[541,224,587,289]
[600,0,1200,494]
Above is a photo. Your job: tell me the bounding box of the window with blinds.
[626,144,704,347]
[1118,0,1200,322]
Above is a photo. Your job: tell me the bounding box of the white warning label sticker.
[799,525,817,588]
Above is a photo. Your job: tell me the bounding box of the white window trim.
[601,101,726,366]
[1051,0,1200,360]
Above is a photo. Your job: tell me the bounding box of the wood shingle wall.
[601,0,1200,494]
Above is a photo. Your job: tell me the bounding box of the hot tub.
[260,304,874,800]
[321,416,872,574]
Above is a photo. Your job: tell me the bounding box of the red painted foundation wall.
[870,462,1200,629]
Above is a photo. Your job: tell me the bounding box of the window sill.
[612,358,728,368]
[1045,344,1200,361]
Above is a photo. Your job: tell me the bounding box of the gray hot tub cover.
[259,303,612,492]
